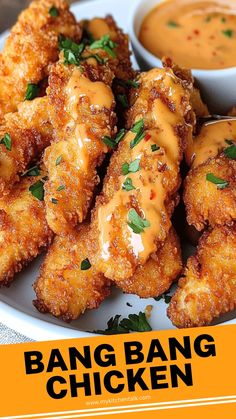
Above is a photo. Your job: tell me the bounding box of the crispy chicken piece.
[33,226,181,321]
[33,224,111,321]
[117,227,182,298]
[184,155,236,231]
[0,0,81,122]
[0,170,53,287]
[184,120,236,230]
[168,224,236,327]
[0,97,53,193]
[44,18,134,235]
[92,67,194,282]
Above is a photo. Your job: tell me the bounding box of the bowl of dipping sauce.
[129,0,236,113]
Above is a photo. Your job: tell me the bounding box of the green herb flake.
[167,20,180,28]
[154,292,172,304]
[21,165,40,177]
[126,79,140,88]
[122,177,135,191]
[81,258,91,271]
[51,198,58,204]
[55,155,62,166]
[221,17,226,23]
[49,6,59,17]
[151,144,160,152]
[130,119,145,149]
[122,158,140,175]
[59,36,85,66]
[92,312,152,334]
[25,83,39,101]
[90,34,117,58]
[29,180,45,201]
[0,133,12,151]
[102,129,126,149]
[128,208,150,234]
[57,185,66,191]
[206,173,229,189]
[117,94,128,109]
[222,29,233,38]
[82,53,104,64]
[224,143,236,159]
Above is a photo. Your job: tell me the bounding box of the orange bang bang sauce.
[139,0,236,69]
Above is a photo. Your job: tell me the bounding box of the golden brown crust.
[0,98,52,193]
[44,17,134,235]
[117,227,182,298]
[0,0,81,122]
[0,170,53,287]
[184,155,236,231]
[168,224,236,328]
[33,224,111,321]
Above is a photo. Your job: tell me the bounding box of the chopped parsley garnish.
[57,185,66,191]
[21,165,40,177]
[114,78,140,89]
[102,129,126,149]
[206,173,229,189]
[222,29,233,38]
[49,6,59,17]
[130,119,145,149]
[92,312,152,334]
[117,94,128,109]
[167,21,180,28]
[122,177,135,191]
[82,54,105,64]
[25,83,39,101]
[122,158,140,175]
[55,155,62,166]
[90,34,117,58]
[128,208,150,234]
[51,198,58,204]
[29,178,47,201]
[81,258,91,270]
[224,143,236,159]
[154,292,172,304]
[151,144,160,152]
[0,133,12,151]
[59,36,85,66]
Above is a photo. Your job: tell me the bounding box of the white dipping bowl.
[129,0,236,114]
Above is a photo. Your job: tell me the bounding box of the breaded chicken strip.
[33,224,111,321]
[168,225,236,327]
[117,227,182,298]
[0,169,53,287]
[184,155,236,231]
[0,97,52,193]
[184,120,236,230]
[33,226,181,321]
[92,67,194,282]
[44,18,134,235]
[0,0,81,122]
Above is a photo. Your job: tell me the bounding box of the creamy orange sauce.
[139,0,236,70]
[87,18,110,39]
[66,68,114,117]
[186,119,236,167]
[98,69,190,267]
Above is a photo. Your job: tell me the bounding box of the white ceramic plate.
[0,0,235,341]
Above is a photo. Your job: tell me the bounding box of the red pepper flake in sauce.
[150,190,156,200]
[144,133,151,142]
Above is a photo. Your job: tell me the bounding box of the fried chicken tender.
[33,226,181,321]
[0,0,81,122]
[0,170,53,287]
[168,224,236,327]
[92,67,194,282]
[44,18,134,235]
[0,97,53,193]
[117,227,182,298]
[184,155,236,231]
[33,224,111,321]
